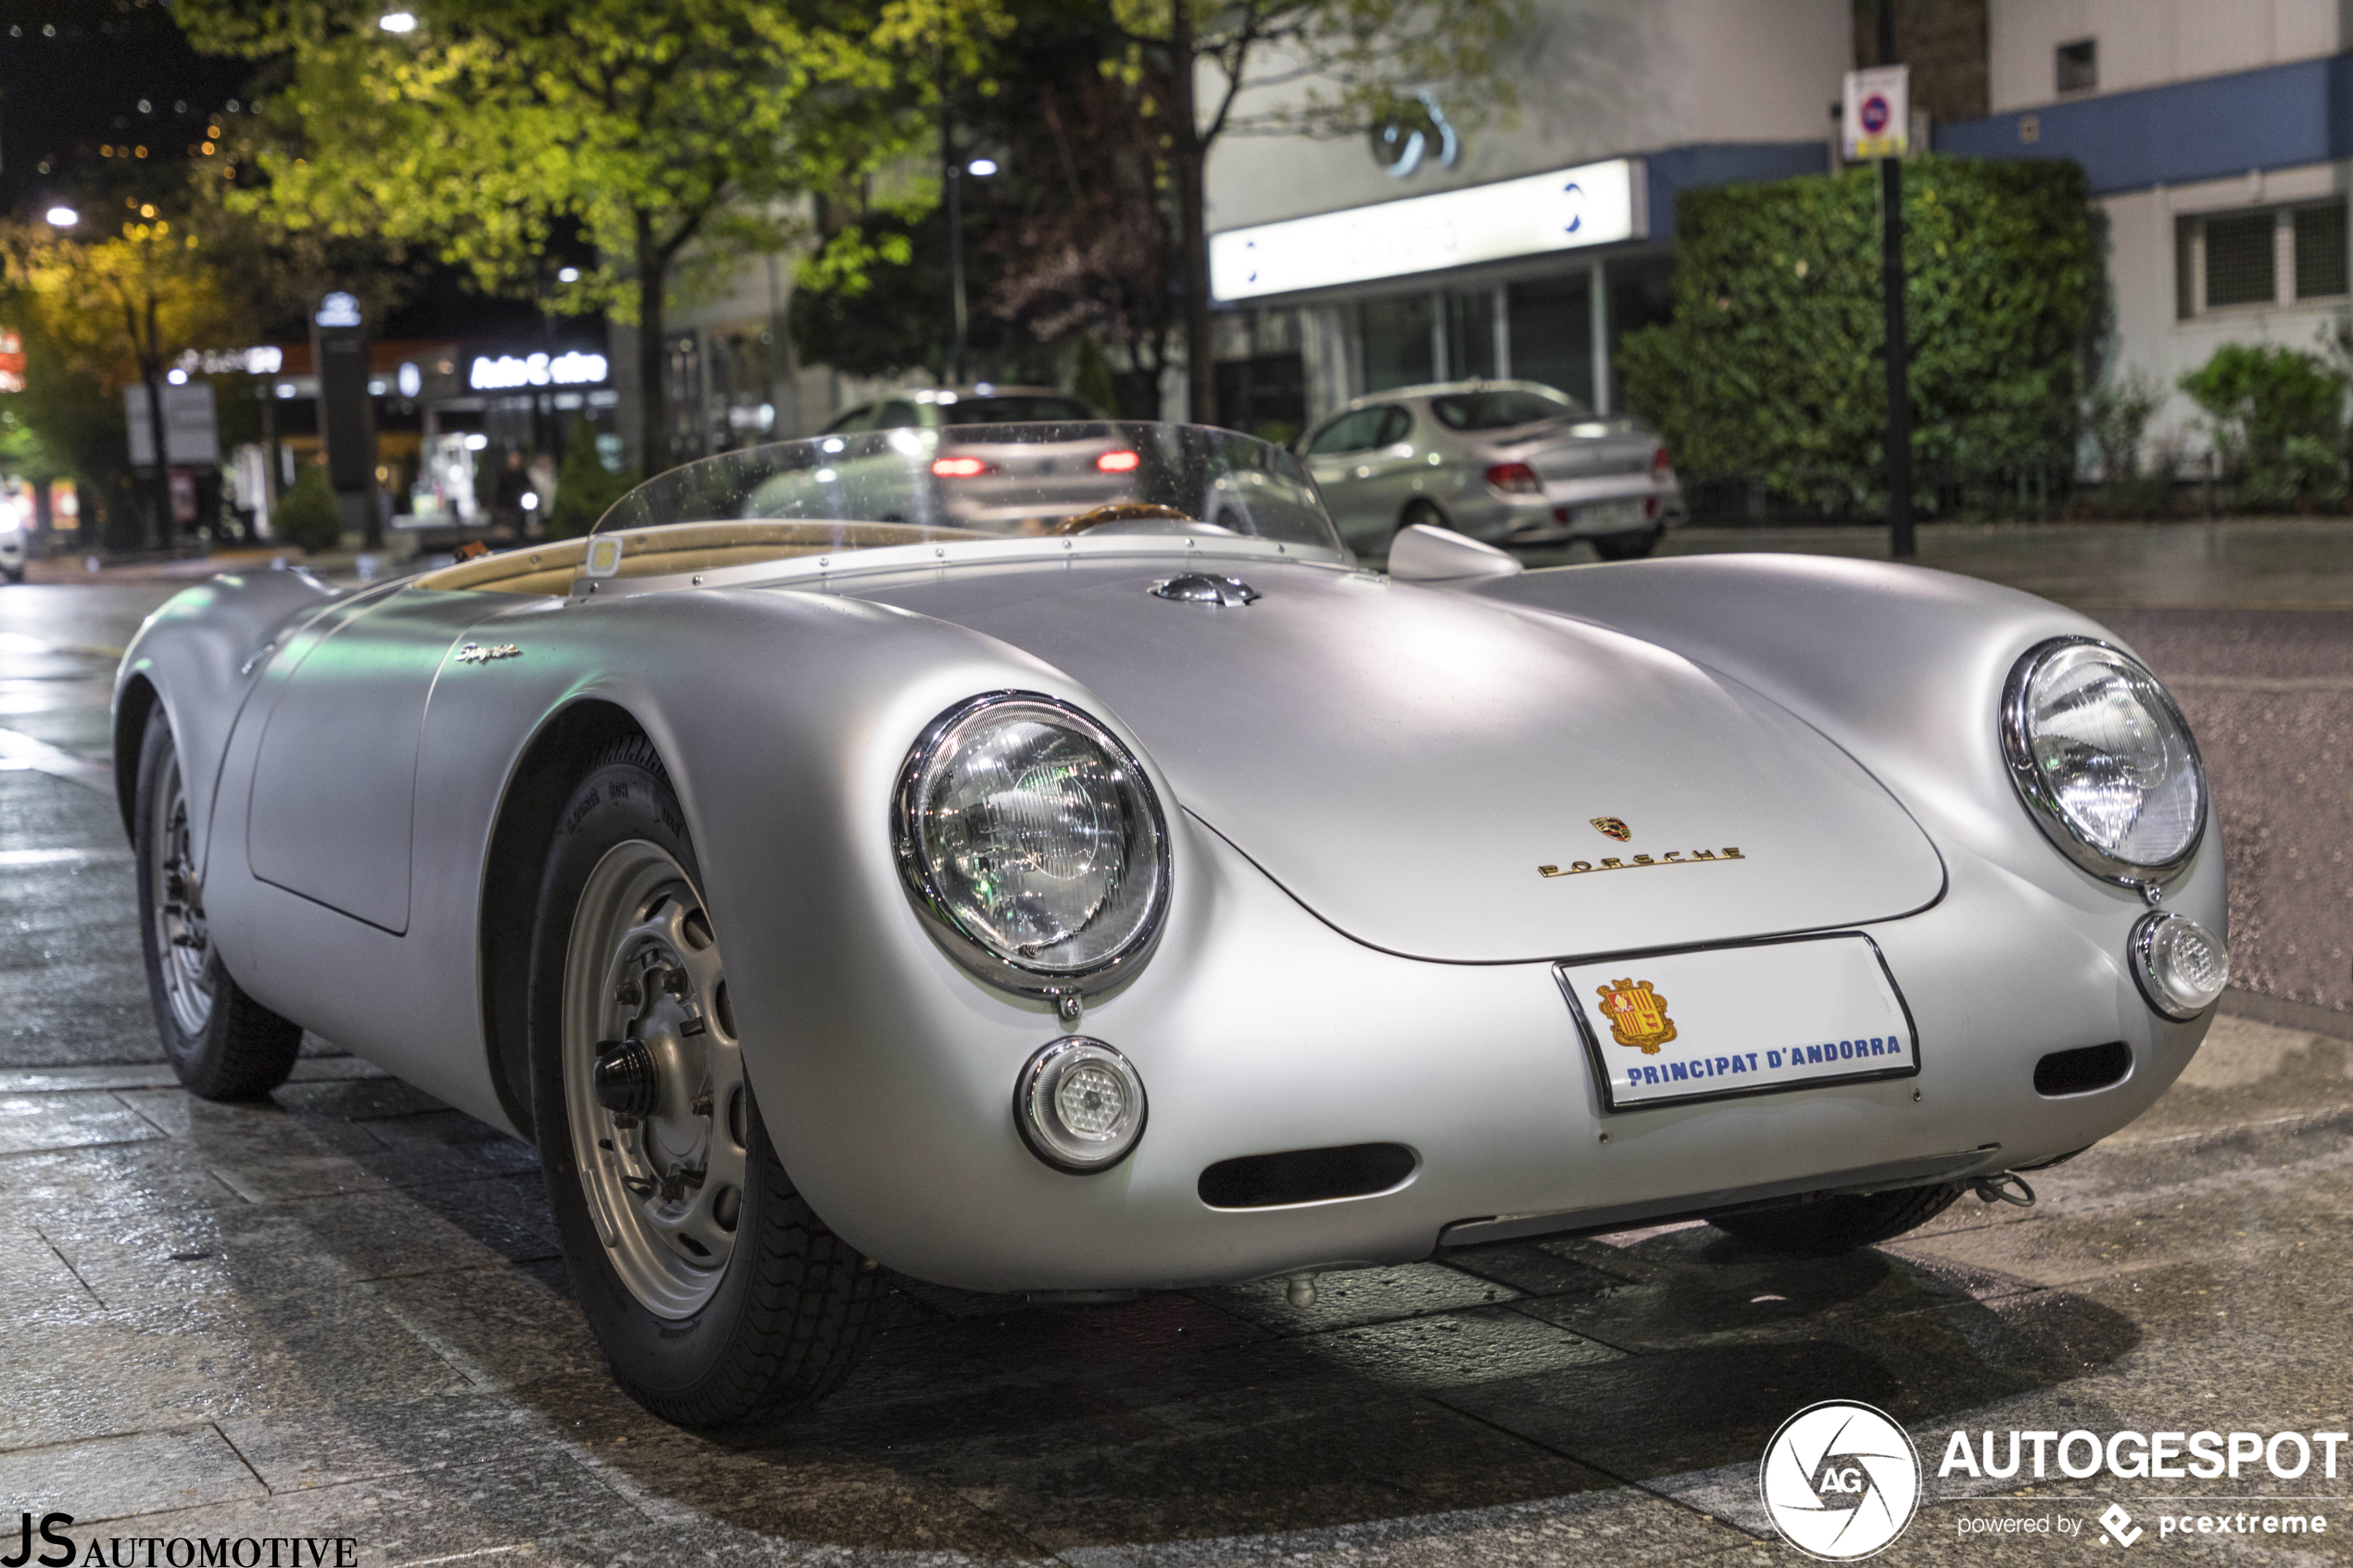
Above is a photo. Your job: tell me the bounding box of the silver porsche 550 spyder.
[114,420,2227,1431]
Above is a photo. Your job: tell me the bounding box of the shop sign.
[1210,158,1641,302]
[125,382,221,467]
[470,350,609,389]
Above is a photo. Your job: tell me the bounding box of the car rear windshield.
[1428,388,1580,431]
[941,395,1098,425]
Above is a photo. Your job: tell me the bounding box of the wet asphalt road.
[0,526,2348,1565]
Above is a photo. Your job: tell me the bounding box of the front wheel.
[527,738,881,1431]
[1706,1182,1962,1257]
[134,708,303,1099]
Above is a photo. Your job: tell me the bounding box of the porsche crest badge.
[1590,817,1632,842]
[1596,978,1678,1054]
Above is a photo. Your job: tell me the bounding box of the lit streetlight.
[379,11,418,33]
[966,157,999,178]
[44,206,77,228]
[557,267,580,283]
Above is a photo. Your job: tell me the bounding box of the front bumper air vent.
[2032,1041,2133,1098]
[1198,1143,1416,1209]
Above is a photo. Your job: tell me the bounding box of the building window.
[2056,39,2096,94]
[2203,212,2277,307]
[2175,203,2347,318]
[2294,204,2349,298]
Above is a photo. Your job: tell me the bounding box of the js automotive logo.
[1760,1401,1923,1561]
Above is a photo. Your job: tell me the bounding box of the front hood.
[855,561,1944,962]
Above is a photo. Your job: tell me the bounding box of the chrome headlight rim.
[2129,910,2229,1021]
[2000,635,2208,889]
[892,689,1172,997]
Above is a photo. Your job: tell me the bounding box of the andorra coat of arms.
[1595,978,1677,1054]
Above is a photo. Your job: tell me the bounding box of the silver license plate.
[1558,935,1917,1111]
[1577,497,1648,531]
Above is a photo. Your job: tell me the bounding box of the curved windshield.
[596,421,1340,553]
[1428,386,1581,431]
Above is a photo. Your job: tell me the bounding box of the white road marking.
[0,727,114,793]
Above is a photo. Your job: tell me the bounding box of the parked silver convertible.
[118,421,2227,1431]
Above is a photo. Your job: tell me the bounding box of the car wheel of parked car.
[1590,524,1663,561]
[134,708,304,1100]
[528,736,882,1431]
[2,566,22,584]
[1706,1182,1963,1257]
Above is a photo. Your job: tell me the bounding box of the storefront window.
[1506,275,1592,404]
[1443,290,1495,381]
[1358,294,1434,391]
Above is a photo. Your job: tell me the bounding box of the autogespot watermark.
[1760,1411,2348,1555]
[5,1514,357,1568]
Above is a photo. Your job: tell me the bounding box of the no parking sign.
[1843,65,1909,159]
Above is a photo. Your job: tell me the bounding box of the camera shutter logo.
[1758,1400,1921,1561]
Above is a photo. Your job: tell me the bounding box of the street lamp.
[44,206,77,228]
[378,11,417,32]
[557,267,580,283]
[966,157,999,178]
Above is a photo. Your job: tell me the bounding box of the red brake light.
[1096,449,1140,473]
[1651,446,1671,478]
[1484,461,1541,495]
[931,457,990,478]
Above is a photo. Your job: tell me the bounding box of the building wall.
[1984,0,2342,112]
[2103,162,2351,465]
[1852,0,1990,123]
[1204,0,1849,232]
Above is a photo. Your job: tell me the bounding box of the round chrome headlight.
[2000,638,2207,886]
[895,692,1169,993]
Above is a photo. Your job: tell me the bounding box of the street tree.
[182,0,1004,471]
[3,213,248,546]
[1109,0,1531,422]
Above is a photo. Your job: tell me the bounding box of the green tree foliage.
[271,459,344,553]
[2177,343,2347,508]
[2,214,250,547]
[544,419,639,539]
[180,0,1006,472]
[1619,157,2100,514]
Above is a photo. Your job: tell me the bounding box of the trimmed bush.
[2177,344,2346,508]
[1618,156,2100,515]
[271,461,343,553]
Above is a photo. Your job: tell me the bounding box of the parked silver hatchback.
[1302,381,1682,558]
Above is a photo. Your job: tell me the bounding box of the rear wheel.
[134,709,302,1100]
[527,738,881,1431]
[1590,524,1663,561]
[1706,1182,1962,1257]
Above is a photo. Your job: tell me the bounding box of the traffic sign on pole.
[1843,65,1910,161]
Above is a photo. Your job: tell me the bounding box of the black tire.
[526,737,882,1432]
[1590,524,1663,561]
[2,566,23,585]
[1706,1182,1962,1257]
[134,708,303,1100]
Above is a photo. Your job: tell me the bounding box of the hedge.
[1618,156,2100,514]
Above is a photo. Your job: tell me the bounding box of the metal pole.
[1880,0,1914,558]
[940,83,967,385]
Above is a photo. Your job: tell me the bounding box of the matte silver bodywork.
[115,538,2221,1293]
[1303,381,1685,550]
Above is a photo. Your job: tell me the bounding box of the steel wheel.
[561,839,747,1319]
[148,747,215,1038]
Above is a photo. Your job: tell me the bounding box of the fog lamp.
[1017,1037,1146,1173]
[2131,911,2228,1020]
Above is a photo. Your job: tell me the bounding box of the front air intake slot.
[1198,1143,1417,1209]
[2033,1041,2133,1097]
